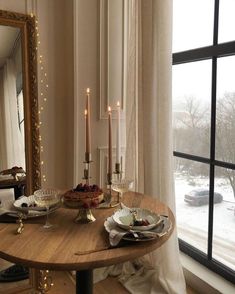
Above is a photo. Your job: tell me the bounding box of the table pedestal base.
[76,269,93,294]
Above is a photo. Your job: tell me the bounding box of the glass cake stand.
[62,194,101,223]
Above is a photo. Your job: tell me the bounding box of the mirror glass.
[0,25,25,172]
[0,10,41,198]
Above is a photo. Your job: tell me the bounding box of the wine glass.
[112,179,133,204]
[34,188,59,229]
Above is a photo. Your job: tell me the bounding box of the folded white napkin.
[0,189,15,206]
[106,215,171,246]
[0,208,19,216]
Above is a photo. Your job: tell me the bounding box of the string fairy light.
[28,14,53,292]
[30,12,49,184]
[38,270,54,292]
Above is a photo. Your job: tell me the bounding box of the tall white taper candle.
[116,101,120,164]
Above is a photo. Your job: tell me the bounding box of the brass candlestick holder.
[114,163,121,204]
[106,171,112,203]
[103,163,121,208]
[74,152,96,223]
[83,152,92,185]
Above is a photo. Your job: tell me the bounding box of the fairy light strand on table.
[30,12,49,184]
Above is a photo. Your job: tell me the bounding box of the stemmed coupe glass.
[111,179,133,204]
[34,188,59,229]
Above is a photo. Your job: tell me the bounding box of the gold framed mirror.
[0,10,41,195]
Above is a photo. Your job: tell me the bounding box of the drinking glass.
[112,179,133,203]
[34,188,59,229]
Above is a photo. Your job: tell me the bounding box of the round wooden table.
[0,192,175,293]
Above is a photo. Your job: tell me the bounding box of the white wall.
[74,0,125,188]
[74,0,101,185]
[0,0,123,190]
[36,0,74,189]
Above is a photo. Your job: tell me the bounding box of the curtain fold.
[3,59,25,170]
[95,1,186,293]
[124,1,186,293]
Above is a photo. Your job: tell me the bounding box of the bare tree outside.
[216,92,235,199]
[174,93,235,199]
[173,96,210,177]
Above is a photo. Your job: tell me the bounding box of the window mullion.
[207,0,220,262]
[213,0,220,45]
[208,56,217,260]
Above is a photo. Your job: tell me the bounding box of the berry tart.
[63,183,103,209]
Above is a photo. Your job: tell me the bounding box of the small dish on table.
[13,195,60,218]
[105,211,170,244]
[112,207,162,231]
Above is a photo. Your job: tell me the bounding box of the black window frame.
[173,0,235,284]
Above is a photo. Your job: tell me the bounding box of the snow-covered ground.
[174,174,235,271]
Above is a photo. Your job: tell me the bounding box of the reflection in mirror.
[0,9,41,287]
[0,25,25,172]
[0,10,41,198]
[0,25,26,198]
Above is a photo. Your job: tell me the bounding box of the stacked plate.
[112,208,162,231]
[105,207,171,244]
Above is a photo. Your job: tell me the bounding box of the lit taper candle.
[85,88,91,160]
[116,101,121,164]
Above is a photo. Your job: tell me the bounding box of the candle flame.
[108,106,111,112]
[117,101,120,107]
[86,88,90,94]
[84,109,88,115]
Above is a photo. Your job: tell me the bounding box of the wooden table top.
[0,192,175,271]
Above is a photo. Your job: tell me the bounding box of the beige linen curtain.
[95,1,186,293]
[122,1,186,293]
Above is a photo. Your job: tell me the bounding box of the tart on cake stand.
[62,183,103,223]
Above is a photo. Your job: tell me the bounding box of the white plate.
[8,205,59,218]
[14,195,45,211]
[13,196,60,219]
[112,208,161,231]
[104,218,156,242]
[104,216,170,242]
[14,195,59,212]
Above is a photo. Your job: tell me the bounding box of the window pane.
[218,0,235,43]
[216,56,235,164]
[173,0,214,52]
[173,60,211,157]
[213,167,235,271]
[174,158,209,254]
